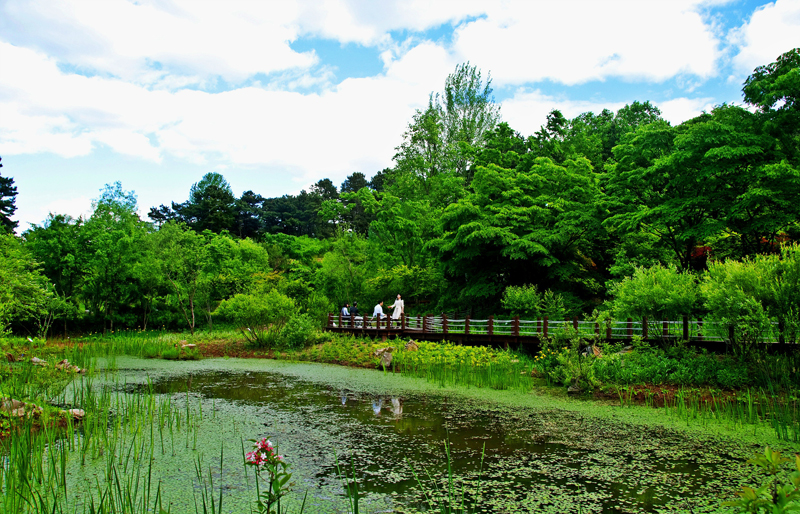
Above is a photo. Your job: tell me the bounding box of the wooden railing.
[327,313,791,344]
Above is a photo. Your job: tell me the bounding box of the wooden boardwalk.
[326,313,797,351]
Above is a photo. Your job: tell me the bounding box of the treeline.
[0,50,798,338]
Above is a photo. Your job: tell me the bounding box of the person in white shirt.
[372,301,386,319]
[341,303,350,316]
[388,294,404,320]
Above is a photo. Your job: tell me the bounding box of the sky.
[1,0,799,232]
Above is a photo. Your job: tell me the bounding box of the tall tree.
[0,157,19,233]
[82,182,150,331]
[743,47,800,165]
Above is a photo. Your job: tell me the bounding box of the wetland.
[25,356,779,513]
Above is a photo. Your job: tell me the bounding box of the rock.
[375,347,394,368]
[592,345,602,358]
[31,357,46,366]
[67,409,85,420]
[181,344,197,349]
[567,383,583,395]
[55,359,84,373]
[618,346,633,354]
[1,398,26,412]
[404,341,419,351]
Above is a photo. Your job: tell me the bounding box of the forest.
[1,48,799,341]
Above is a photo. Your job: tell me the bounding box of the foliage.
[0,234,59,336]
[724,447,800,513]
[215,288,296,329]
[0,156,18,233]
[280,313,316,350]
[501,284,582,320]
[608,264,699,320]
[702,258,774,356]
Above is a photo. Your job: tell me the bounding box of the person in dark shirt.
[351,302,360,327]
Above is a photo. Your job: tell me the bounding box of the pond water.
[65,358,766,513]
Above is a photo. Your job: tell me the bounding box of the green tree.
[82,182,150,331]
[151,222,206,334]
[431,152,605,311]
[0,157,19,234]
[0,234,57,336]
[743,47,800,165]
[23,214,88,334]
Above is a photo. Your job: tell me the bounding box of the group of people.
[340,294,404,325]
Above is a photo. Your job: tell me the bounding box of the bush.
[280,314,316,350]
[215,289,296,328]
[502,285,582,319]
[608,264,699,320]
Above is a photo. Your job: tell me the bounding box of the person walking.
[388,294,404,320]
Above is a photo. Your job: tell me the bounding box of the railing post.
[594,321,600,336]
[376,315,381,331]
[422,315,428,334]
[401,314,406,331]
[779,319,786,344]
[643,317,648,340]
[488,316,494,336]
[513,316,520,337]
[442,313,449,334]
[662,319,668,339]
[543,316,548,338]
[327,313,333,328]
[387,315,393,330]
[627,318,633,339]
[572,316,578,331]
[465,316,470,335]
[338,312,343,328]
[697,318,704,341]
[682,315,689,341]
[606,320,612,340]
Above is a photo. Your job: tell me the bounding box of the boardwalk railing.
[327,313,791,345]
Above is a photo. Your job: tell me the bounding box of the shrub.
[502,285,582,319]
[280,314,316,350]
[608,264,699,321]
[214,289,296,328]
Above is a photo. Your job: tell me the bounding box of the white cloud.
[731,0,800,76]
[501,90,716,136]
[451,1,722,86]
[501,90,626,136]
[658,97,716,125]
[0,39,456,191]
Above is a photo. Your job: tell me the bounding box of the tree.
[82,182,150,331]
[151,222,206,334]
[23,214,88,334]
[0,233,57,336]
[606,105,800,267]
[235,190,265,239]
[0,157,19,233]
[150,172,238,234]
[394,63,501,187]
[431,148,606,311]
[438,62,501,180]
[743,47,800,165]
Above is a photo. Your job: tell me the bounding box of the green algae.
[49,356,788,513]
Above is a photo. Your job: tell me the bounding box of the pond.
[58,357,768,513]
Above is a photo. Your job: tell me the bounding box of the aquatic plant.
[724,447,800,512]
[245,437,296,514]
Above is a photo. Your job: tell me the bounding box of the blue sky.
[0,0,798,231]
